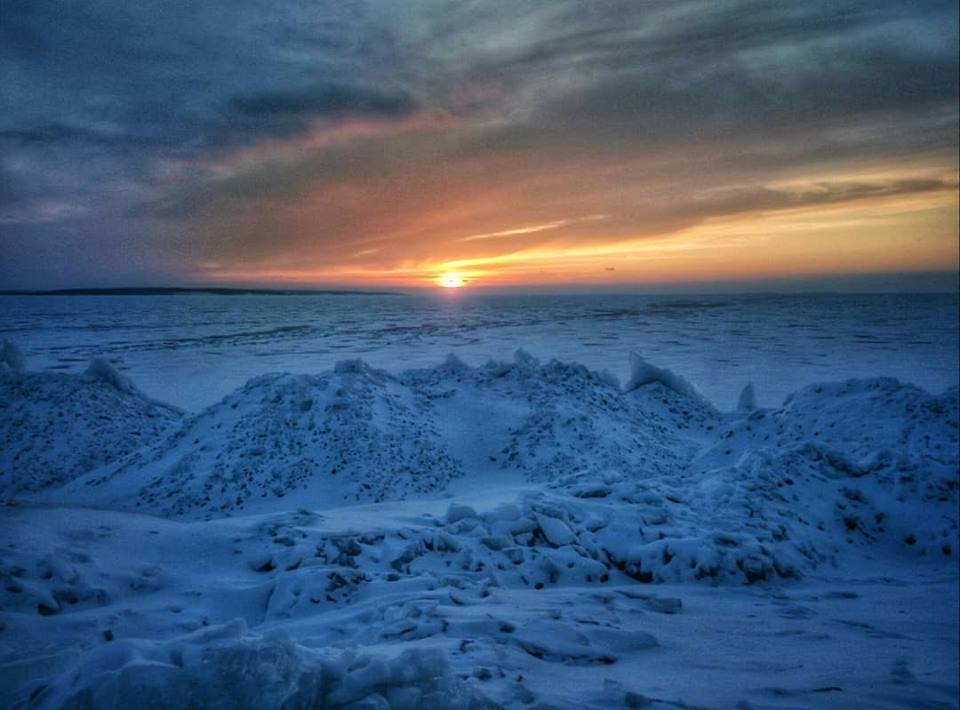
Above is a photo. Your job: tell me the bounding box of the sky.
[1,0,958,291]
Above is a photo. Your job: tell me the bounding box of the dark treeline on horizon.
[0,287,402,297]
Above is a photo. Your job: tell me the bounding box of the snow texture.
[1,350,957,708]
[0,363,181,495]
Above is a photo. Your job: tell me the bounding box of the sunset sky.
[1,0,958,291]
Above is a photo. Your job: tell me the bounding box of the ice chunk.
[537,514,576,546]
[83,358,139,395]
[624,352,699,398]
[446,502,479,523]
[737,382,757,412]
[0,340,25,373]
[32,625,493,710]
[442,352,469,370]
[334,358,366,374]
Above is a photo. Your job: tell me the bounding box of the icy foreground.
[0,352,957,708]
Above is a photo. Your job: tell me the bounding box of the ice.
[0,361,181,495]
[83,358,142,396]
[623,352,699,399]
[534,513,575,547]
[1,346,957,708]
[2,293,956,413]
[736,382,757,412]
[27,621,493,709]
[0,341,25,374]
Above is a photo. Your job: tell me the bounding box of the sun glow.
[439,272,466,288]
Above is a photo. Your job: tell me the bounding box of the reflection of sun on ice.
[439,272,466,288]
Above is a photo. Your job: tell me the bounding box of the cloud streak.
[457,215,607,242]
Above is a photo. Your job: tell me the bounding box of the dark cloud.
[223,84,416,141]
[0,124,106,146]
[229,85,414,120]
[0,0,413,152]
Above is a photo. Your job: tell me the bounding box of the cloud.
[456,216,607,242]
[688,177,959,219]
[229,85,414,120]
[0,0,957,287]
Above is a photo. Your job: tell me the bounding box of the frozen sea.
[1,291,957,411]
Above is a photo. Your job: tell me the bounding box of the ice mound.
[7,353,956,574]
[693,379,959,564]
[43,352,716,518]
[23,620,494,709]
[2,352,957,709]
[401,350,717,482]
[66,362,463,517]
[0,361,182,494]
[238,380,956,593]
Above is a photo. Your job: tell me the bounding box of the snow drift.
[40,351,718,518]
[0,361,181,494]
[1,349,957,708]
[9,350,955,582]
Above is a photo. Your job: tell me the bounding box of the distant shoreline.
[0,287,402,297]
[1,288,956,298]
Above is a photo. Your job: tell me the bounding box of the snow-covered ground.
[1,342,957,708]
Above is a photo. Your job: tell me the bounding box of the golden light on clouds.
[194,168,958,289]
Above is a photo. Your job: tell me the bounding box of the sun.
[439,272,466,288]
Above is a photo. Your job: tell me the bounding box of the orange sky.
[191,161,959,290]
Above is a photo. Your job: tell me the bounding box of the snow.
[623,352,700,399]
[3,292,956,413]
[30,620,492,709]
[82,358,142,397]
[1,348,957,708]
[0,367,181,497]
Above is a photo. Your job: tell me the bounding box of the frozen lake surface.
[2,292,957,411]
